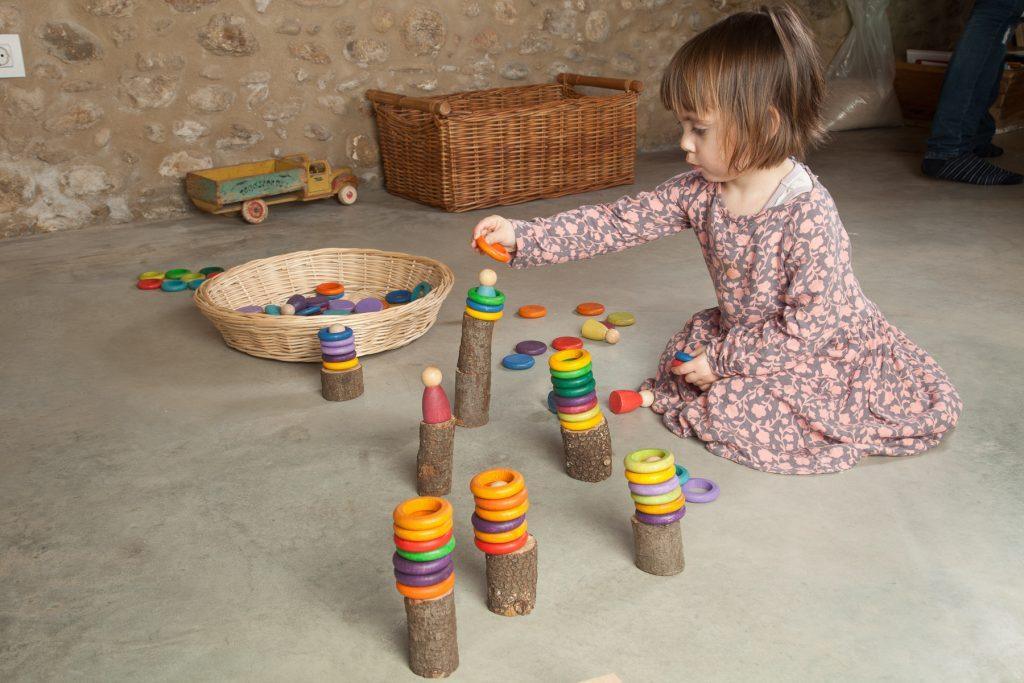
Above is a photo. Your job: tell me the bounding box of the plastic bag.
[822,0,903,131]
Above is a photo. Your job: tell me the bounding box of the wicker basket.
[366,73,642,213]
[194,248,454,362]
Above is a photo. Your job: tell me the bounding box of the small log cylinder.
[560,419,613,482]
[456,313,494,375]
[485,534,538,616]
[416,418,456,496]
[631,515,684,576]
[454,368,490,428]
[320,365,364,401]
[404,589,459,678]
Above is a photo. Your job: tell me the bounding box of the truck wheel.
[336,184,358,205]
[241,199,268,224]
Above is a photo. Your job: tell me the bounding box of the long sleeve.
[704,202,845,378]
[509,173,694,269]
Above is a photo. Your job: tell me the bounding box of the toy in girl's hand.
[609,389,655,414]
[582,318,620,344]
[476,235,511,263]
[671,350,694,367]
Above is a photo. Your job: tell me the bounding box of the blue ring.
[386,289,413,304]
[502,353,535,370]
[675,351,694,362]
[412,282,432,299]
[317,326,353,342]
[546,391,558,414]
[675,465,689,486]
[327,292,346,300]
[466,298,504,313]
[161,279,187,292]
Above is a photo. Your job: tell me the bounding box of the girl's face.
[678,109,735,182]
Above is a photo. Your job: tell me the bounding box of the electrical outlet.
[0,35,26,78]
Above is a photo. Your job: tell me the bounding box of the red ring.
[552,336,584,351]
[474,532,529,555]
[137,278,163,290]
[394,528,453,553]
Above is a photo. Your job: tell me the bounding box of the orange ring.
[393,497,452,530]
[396,572,455,600]
[634,494,685,515]
[393,519,453,542]
[475,499,529,522]
[476,236,511,263]
[474,487,528,511]
[517,304,547,319]
[470,469,525,500]
[316,282,345,296]
[474,520,527,544]
[474,532,529,555]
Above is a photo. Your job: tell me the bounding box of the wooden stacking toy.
[624,449,685,576]
[454,270,505,428]
[470,468,537,616]
[672,350,694,367]
[417,367,456,496]
[548,349,614,482]
[393,496,459,677]
[609,389,655,414]
[318,324,364,401]
[581,318,621,344]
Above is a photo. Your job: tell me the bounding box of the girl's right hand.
[471,215,517,253]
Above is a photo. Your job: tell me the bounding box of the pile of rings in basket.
[470,468,530,555]
[549,348,606,432]
[392,497,456,600]
[464,270,505,322]
[624,449,720,524]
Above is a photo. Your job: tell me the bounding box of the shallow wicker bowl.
[194,248,454,362]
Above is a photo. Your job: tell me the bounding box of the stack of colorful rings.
[624,449,686,525]
[393,497,456,600]
[470,468,530,555]
[318,325,359,372]
[549,348,605,432]
[465,280,505,322]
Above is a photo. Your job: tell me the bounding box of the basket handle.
[366,90,451,116]
[556,73,643,93]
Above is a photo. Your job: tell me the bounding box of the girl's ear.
[767,106,782,137]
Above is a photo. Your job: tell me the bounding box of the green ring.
[179,273,204,282]
[395,536,456,562]
[552,379,596,398]
[199,266,224,276]
[466,287,506,307]
[630,489,682,505]
[164,268,190,280]
[551,373,595,390]
[550,363,592,379]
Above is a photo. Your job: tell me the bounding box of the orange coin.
[316,282,345,296]
[576,302,605,316]
[517,305,547,319]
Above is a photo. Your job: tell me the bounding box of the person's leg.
[971,12,1023,155]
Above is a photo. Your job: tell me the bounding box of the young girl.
[471,6,962,474]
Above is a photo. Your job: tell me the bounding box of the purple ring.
[392,552,453,575]
[551,390,597,407]
[471,513,525,534]
[635,506,686,525]
[321,344,356,355]
[321,339,356,349]
[682,477,720,503]
[628,477,681,496]
[394,562,454,587]
[323,352,357,363]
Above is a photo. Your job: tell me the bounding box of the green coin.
[395,536,456,562]
[552,379,596,397]
[550,363,592,379]
[179,273,204,282]
[199,266,224,276]
[466,287,506,307]
[551,373,595,390]
[164,268,190,280]
[607,312,636,326]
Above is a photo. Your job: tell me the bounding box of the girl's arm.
[704,203,845,378]
[508,173,694,269]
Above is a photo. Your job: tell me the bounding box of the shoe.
[922,154,1022,185]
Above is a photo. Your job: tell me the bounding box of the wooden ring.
[474,487,528,511]
[470,468,525,499]
[630,488,683,505]
[624,466,678,485]
[393,497,453,530]
[623,448,675,474]
[465,307,503,322]
[551,379,597,398]
[394,529,453,553]
[394,536,456,562]
[466,287,506,307]
[517,305,546,318]
[393,519,453,541]
[395,571,456,600]
[557,405,602,423]
[634,494,685,515]
[323,358,360,371]
[550,363,593,379]
[551,373,595,390]
[473,520,527,544]
[316,282,345,296]
[474,532,529,555]
[476,236,511,263]
[549,349,591,372]
[559,413,604,431]
[474,499,529,522]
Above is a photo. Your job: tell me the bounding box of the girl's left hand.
[670,346,719,392]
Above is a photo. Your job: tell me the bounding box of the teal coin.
[187,278,204,290]
[412,281,432,299]
[264,305,281,315]
[161,279,188,292]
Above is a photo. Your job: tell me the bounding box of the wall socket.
[0,34,26,78]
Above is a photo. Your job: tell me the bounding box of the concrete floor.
[1,128,1023,682]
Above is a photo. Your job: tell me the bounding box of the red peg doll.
[422,366,452,424]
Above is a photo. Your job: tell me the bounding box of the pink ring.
[557,399,598,414]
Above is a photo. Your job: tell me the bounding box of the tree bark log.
[560,419,613,482]
[456,313,493,375]
[631,515,684,576]
[454,368,490,428]
[416,418,456,496]
[404,589,459,678]
[485,534,537,617]
[320,365,364,401]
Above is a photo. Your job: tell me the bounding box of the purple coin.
[354,298,384,314]
[392,552,453,575]
[235,305,263,313]
[329,298,356,311]
[628,477,681,496]
[323,352,357,363]
[552,390,597,407]
[635,506,686,525]
[682,477,720,503]
[307,294,330,308]
[395,562,454,587]
[471,513,525,534]
[515,340,547,356]
[286,294,307,308]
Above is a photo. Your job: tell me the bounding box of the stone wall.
[0,0,959,238]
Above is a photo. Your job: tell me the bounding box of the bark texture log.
[320,365,364,401]
[404,589,459,678]
[416,418,456,496]
[454,368,490,428]
[560,419,613,482]
[485,534,537,616]
[631,515,684,576]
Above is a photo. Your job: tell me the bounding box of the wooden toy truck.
[186,153,359,224]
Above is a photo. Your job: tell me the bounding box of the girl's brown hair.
[660,4,826,173]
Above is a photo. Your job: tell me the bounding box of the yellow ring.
[634,493,685,515]
[323,358,360,371]
[475,499,529,522]
[465,307,503,321]
[623,449,675,474]
[393,497,453,530]
[393,518,453,541]
[559,413,604,431]
[474,520,527,544]
[624,466,677,484]
[549,348,592,373]
[557,405,602,423]
[470,469,525,500]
